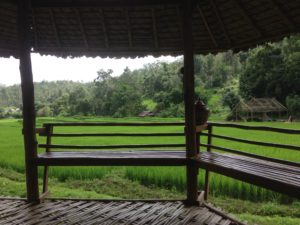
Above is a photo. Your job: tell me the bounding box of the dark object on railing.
[195,98,209,125]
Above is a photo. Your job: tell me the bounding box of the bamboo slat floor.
[0,199,243,225]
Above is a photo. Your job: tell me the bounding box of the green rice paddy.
[0,117,299,202]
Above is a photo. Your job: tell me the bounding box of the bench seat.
[194,152,300,198]
[36,150,187,166]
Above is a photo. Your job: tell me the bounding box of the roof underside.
[0,0,300,58]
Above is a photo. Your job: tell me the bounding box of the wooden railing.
[200,122,300,199]
[36,121,300,200]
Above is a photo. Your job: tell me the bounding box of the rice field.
[0,117,299,202]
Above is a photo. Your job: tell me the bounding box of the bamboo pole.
[182,0,198,205]
[17,0,39,202]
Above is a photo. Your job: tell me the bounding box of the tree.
[286,95,300,118]
[221,91,240,110]
[239,36,300,104]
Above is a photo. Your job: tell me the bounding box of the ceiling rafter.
[75,8,89,48]
[268,0,296,31]
[31,8,38,49]
[231,0,262,38]
[176,5,183,47]
[125,9,133,48]
[98,9,109,48]
[210,0,231,46]
[151,8,159,48]
[197,5,218,47]
[49,8,61,48]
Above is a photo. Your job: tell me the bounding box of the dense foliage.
[0,36,299,118]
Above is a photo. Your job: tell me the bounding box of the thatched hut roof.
[0,0,299,58]
[233,97,288,113]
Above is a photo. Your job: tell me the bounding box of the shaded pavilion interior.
[0,0,300,224]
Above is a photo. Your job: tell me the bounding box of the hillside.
[0,35,299,119]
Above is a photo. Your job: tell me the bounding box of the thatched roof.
[0,0,300,58]
[233,98,288,113]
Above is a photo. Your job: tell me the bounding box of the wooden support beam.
[197,6,218,47]
[182,0,198,205]
[151,8,159,48]
[232,0,262,37]
[99,9,109,48]
[268,0,296,31]
[75,9,89,48]
[17,0,39,203]
[210,0,231,46]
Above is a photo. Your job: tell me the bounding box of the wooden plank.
[36,150,187,166]
[38,143,186,149]
[182,0,198,205]
[17,0,39,203]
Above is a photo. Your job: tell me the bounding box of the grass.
[0,117,299,203]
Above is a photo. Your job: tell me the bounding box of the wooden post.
[204,124,212,200]
[17,0,39,202]
[182,0,198,205]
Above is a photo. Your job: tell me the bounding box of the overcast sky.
[0,54,179,86]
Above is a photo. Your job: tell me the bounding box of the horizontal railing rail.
[44,132,186,137]
[42,122,185,127]
[209,122,300,134]
[200,132,300,151]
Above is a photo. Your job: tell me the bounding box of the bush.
[37,106,52,117]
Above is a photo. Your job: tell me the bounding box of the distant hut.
[138,111,155,117]
[232,98,288,121]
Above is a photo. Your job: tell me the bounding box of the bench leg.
[42,166,49,193]
[204,170,209,201]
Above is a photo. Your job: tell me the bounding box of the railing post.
[17,0,39,202]
[182,0,198,205]
[204,124,212,200]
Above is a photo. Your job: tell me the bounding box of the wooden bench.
[35,122,189,195]
[196,123,300,199]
